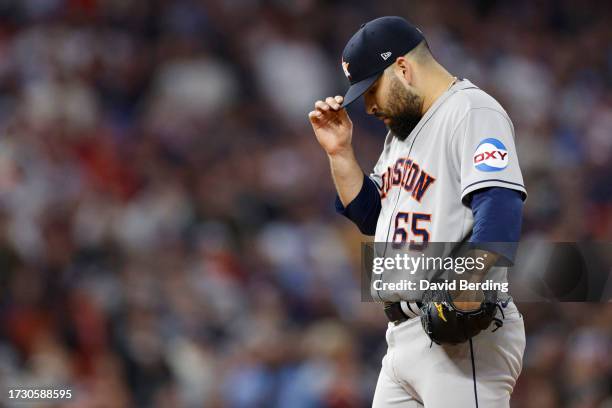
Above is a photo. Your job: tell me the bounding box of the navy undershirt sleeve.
[468,187,524,265]
[335,174,381,236]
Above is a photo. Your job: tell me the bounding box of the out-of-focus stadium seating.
[0,1,610,407]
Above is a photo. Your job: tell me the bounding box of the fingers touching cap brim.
[341,73,381,107]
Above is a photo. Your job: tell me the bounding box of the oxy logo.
[473,138,509,172]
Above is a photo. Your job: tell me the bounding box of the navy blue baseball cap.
[341,16,425,107]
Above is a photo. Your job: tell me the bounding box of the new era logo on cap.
[380,51,392,60]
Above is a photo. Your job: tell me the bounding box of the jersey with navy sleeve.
[370,79,526,245]
[369,79,526,303]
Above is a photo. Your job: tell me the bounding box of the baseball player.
[309,17,526,407]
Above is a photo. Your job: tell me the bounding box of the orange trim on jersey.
[409,212,431,250]
[400,159,413,188]
[403,162,420,192]
[391,158,405,186]
[380,171,388,199]
[411,171,436,202]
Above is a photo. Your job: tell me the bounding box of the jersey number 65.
[392,212,431,250]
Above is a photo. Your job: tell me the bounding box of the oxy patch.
[473,138,508,172]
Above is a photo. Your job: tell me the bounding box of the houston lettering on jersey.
[380,157,436,202]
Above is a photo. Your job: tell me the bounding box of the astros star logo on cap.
[342,59,351,80]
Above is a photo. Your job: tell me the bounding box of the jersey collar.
[399,78,475,142]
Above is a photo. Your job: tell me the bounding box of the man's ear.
[394,57,412,83]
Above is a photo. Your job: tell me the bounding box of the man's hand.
[308,96,353,157]
[308,95,362,207]
[451,250,499,311]
[452,294,485,312]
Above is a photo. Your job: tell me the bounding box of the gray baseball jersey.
[369,79,526,304]
[371,78,525,244]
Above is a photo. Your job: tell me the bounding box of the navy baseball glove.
[420,282,503,345]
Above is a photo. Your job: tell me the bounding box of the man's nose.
[365,95,377,115]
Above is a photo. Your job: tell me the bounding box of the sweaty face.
[371,74,424,141]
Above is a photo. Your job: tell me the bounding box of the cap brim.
[342,72,381,107]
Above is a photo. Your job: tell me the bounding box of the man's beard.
[384,78,424,141]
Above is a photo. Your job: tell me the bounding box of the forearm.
[452,249,499,306]
[452,187,523,309]
[328,149,364,207]
[307,95,380,232]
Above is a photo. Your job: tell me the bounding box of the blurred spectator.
[0,1,610,407]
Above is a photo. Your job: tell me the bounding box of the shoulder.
[447,81,511,124]
[441,82,514,144]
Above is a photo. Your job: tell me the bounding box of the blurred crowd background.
[0,0,611,407]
